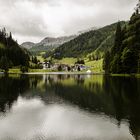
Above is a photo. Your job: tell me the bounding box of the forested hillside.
[0,28,30,72]
[103,1,140,74]
[52,21,126,59]
[21,36,76,54]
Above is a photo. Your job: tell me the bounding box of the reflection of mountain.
[46,75,114,115]
[42,75,140,140]
[0,75,140,139]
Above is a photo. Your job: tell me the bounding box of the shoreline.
[0,71,140,78]
[0,71,104,75]
[24,72,103,75]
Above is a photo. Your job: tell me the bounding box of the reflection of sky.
[0,97,134,140]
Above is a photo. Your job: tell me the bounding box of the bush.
[20,66,28,73]
[75,59,85,64]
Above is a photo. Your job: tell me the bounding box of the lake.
[0,74,140,140]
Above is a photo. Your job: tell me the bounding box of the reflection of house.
[52,64,70,71]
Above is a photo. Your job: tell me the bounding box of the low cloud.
[0,0,138,43]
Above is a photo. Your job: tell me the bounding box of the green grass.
[35,52,46,62]
[9,69,21,74]
[85,59,103,73]
[40,52,46,55]
[28,69,55,73]
[9,68,55,73]
[36,56,45,62]
[54,58,77,65]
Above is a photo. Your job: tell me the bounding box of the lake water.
[0,74,140,140]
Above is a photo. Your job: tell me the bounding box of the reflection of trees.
[103,76,140,139]
[103,76,124,127]
[50,77,114,116]
[46,75,140,140]
[29,75,43,89]
[56,74,72,81]
[129,102,140,140]
[0,75,30,112]
[0,74,140,139]
[74,75,85,85]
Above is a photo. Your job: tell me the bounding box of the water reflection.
[0,74,140,140]
[0,75,30,113]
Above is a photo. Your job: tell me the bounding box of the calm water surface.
[0,74,140,140]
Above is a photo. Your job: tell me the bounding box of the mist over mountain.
[77,27,99,34]
[21,35,76,53]
[21,42,35,49]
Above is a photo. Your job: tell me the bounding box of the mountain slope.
[0,29,30,67]
[21,36,76,53]
[21,42,35,49]
[104,8,140,74]
[52,21,126,59]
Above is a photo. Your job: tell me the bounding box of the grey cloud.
[0,0,138,43]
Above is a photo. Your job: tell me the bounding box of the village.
[39,61,91,73]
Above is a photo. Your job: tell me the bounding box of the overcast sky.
[0,0,138,44]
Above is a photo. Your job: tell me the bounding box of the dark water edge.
[0,74,140,140]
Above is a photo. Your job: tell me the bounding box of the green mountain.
[104,6,140,74]
[21,36,76,54]
[0,28,30,70]
[52,21,126,59]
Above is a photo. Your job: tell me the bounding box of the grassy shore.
[9,69,21,74]
[111,74,140,78]
[2,68,140,78]
[8,68,54,74]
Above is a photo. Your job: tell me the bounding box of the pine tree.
[103,51,111,74]
[136,0,140,13]
[110,22,123,73]
[112,22,122,54]
[9,32,12,40]
[121,3,140,73]
[34,56,38,64]
[0,56,10,73]
[105,0,140,74]
[0,28,30,68]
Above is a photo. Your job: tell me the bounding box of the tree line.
[52,22,122,59]
[0,28,30,73]
[103,1,140,74]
